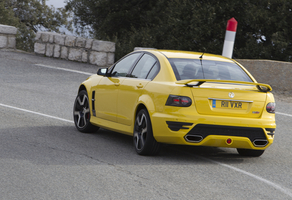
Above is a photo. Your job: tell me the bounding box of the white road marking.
[276,112,292,117]
[5,63,292,197]
[35,64,93,76]
[0,103,74,124]
[203,157,292,198]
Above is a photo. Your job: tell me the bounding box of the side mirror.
[97,68,108,76]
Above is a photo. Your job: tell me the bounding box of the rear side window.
[146,62,159,79]
[130,53,159,79]
[112,53,141,77]
[168,58,253,82]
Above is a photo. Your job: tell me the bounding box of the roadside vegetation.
[1,0,291,62]
[0,0,71,52]
[66,0,292,61]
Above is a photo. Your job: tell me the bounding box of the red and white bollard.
[222,17,238,58]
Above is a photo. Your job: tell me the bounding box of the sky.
[45,0,74,35]
[46,0,66,8]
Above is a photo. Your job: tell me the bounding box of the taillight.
[266,102,275,113]
[166,95,192,107]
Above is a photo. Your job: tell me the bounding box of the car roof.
[139,49,235,63]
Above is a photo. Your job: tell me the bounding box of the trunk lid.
[188,82,268,118]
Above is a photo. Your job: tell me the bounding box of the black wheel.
[133,109,161,155]
[237,148,265,157]
[73,90,99,133]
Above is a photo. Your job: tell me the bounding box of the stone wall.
[0,25,290,94]
[34,32,115,67]
[0,24,17,49]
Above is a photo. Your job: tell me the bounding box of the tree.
[0,0,72,52]
[66,0,292,61]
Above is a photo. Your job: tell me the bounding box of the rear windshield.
[168,58,253,82]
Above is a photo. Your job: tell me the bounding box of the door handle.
[114,83,120,86]
[136,84,143,88]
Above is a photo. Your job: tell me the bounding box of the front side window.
[168,58,253,82]
[112,53,141,77]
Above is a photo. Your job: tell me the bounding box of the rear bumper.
[151,112,275,150]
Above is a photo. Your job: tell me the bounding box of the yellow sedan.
[73,50,276,157]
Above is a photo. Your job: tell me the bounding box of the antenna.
[199,52,205,79]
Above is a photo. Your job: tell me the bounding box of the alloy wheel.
[134,113,147,151]
[74,92,90,129]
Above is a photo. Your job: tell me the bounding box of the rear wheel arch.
[135,104,147,118]
[134,104,153,136]
[136,94,156,114]
[134,101,155,126]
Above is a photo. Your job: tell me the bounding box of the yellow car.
[73,49,276,157]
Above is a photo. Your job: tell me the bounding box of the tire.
[73,90,99,133]
[133,109,161,155]
[237,148,265,157]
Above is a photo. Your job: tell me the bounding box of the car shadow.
[0,125,254,166]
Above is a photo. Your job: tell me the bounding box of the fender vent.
[92,91,96,116]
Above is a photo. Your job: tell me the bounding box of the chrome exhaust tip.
[253,139,268,147]
[185,134,203,143]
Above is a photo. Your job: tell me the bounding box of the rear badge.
[229,92,235,98]
[252,111,260,114]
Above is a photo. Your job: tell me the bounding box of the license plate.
[212,99,247,109]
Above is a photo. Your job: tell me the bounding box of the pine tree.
[66,0,292,61]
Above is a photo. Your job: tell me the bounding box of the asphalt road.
[0,50,292,200]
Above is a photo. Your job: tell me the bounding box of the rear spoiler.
[175,79,272,92]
